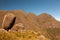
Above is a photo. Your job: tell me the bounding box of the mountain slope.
[0,10,60,40]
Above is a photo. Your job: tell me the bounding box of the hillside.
[0,10,60,40]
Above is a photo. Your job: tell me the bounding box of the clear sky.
[0,0,60,21]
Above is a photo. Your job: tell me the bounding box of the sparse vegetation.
[46,28,60,40]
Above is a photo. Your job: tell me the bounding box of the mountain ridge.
[0,10,60,29]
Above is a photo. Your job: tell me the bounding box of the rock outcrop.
[2,13,16,31]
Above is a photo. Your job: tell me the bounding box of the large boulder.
[2,13,16,31]
[11,23,24,31]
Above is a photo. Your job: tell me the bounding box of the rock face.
[2,13,16,31]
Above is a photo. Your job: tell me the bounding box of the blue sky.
[0,0,60,21]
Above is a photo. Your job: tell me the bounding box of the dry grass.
[0,29,50,40]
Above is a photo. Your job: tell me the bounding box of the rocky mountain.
[0,10,60,29]
[37,13,60,28]
[0,10,60,40]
